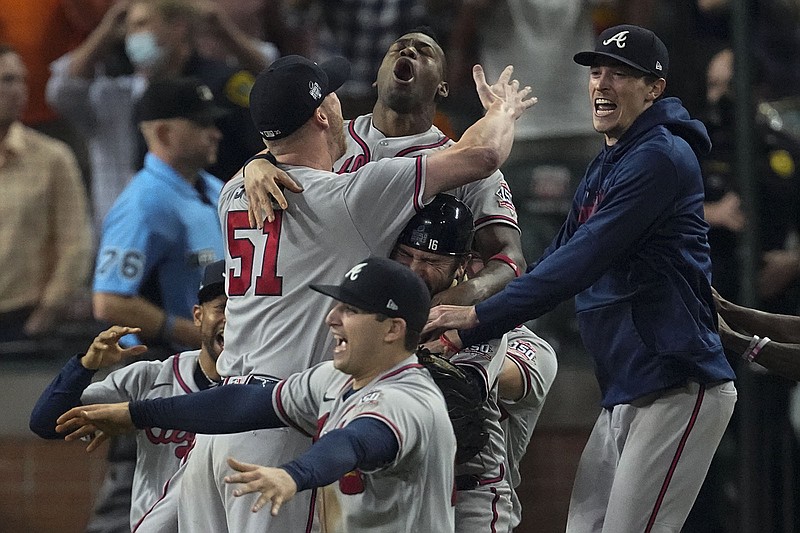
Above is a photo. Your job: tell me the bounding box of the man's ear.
[384,318,406,343]
[437,80,449,99]
[647,78,667,102]
[193,304,203,327]
[314,105,330,130]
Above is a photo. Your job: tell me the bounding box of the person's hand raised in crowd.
[758,250,800,301]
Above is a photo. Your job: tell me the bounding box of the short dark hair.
[403,26,441,46]
[376,313,422,351]
[398,26,447,80]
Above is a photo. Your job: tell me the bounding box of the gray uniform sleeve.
[273,362,338,437]
[80,360,164,405]
[345,383,441,472]
[450,335,508,400]
[501,326,558,408]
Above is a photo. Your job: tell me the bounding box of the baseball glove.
[417,347,488,464]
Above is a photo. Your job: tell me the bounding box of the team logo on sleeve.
[495,181,517,212]
[461,343,495,361]
[508,339,538,361]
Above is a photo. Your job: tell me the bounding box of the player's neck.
[198,350,220,382]
[351,349,414,389]
[269,139,334,171]
[371,102,435,138]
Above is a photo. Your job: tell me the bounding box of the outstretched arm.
[241,151,304,228]
[225,417,398,514]
[714,288,800,343]
[431,224,525,307]
[56,383,284,451]
[29,326,146,439]
[718,314,800,381]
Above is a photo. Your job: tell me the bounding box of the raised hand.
[225,457,298,515]
[473,65,537,119]
[80,326,147,370]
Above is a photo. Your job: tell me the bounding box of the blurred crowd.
[2,0,800,532]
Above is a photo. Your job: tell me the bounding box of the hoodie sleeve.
[461,147,681,345]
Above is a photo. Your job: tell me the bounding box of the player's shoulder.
[99,358,165,392]
[374,364,444,402]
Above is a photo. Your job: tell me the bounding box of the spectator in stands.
[0,44,92,344]
[46,0,267,231]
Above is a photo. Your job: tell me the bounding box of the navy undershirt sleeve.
[30,355,95,439]
[281,417,399,491]
[130,383,286,433]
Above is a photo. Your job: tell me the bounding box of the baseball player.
[56,257,457,533]
[243,28,525,307]
[425,25,737,532]
[390,194,512,531]
[30,260,226,531]
[172,53,534,532]
[498,326,558,531]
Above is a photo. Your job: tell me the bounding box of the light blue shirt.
[94,153,224,346]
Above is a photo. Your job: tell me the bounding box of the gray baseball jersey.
[217,158,426,378]
[451,336,513,533]
[179,158,428,533]
[80,350,203,531]
[274,357,456,533]
[335,114,519,232]
[499,326,558,531]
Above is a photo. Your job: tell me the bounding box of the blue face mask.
[125,31,166,70]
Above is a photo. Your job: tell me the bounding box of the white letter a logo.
[603,30,630,48]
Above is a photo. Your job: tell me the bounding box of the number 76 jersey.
[217,157,427,379]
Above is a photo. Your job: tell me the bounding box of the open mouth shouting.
[594,97,617,117]
[393,57,415,85]
[214,328,225,353]
[333,334,348,354]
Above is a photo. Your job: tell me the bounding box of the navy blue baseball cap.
[249,55,350,141]
[135,77,228,126]
[198,260,225,303]
[574,24,668,79]
[310,257,431,333]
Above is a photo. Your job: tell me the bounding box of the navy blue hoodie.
[461,97,735,407]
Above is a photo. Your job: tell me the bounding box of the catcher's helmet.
[397,194,474,256]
